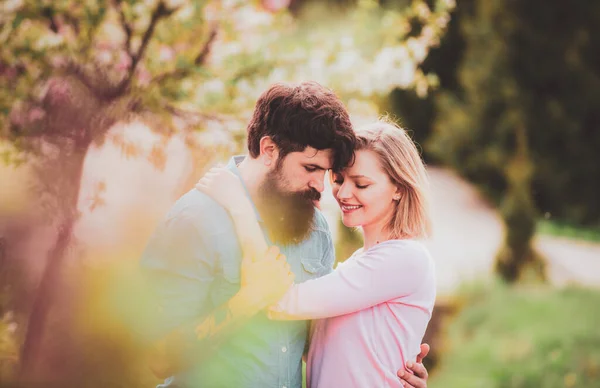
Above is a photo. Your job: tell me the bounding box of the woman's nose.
[336,182,352,199]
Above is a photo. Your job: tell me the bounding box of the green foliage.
[0,313,18,382]
[1,0,454,145]
[424,0,551,281]
[387,1,465,162]
[392,0,600,228]
[430,282,600,388]
[334,218,363,264]
[537,220,600,243]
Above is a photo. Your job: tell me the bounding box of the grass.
[537,219,600,243]
[429,281,600,388]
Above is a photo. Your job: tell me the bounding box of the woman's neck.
[362,222,393,251]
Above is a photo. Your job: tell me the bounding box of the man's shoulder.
[166,189,230,229]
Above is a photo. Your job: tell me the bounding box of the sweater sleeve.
[269,241,432,320]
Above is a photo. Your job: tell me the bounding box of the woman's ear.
[393,187,402,201]
[259,136,279,167]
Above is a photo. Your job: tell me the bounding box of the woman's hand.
[239,246,295,310]
[196,167,253,215]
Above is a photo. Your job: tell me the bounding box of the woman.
[197,119,435,388]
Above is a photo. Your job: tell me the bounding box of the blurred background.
[0,0,599,387]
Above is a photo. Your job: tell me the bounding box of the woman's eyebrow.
[348,174,370,179]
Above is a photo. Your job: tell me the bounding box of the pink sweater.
[270,240,436,388]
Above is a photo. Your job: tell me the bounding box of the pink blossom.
[1,66,17,80]
[46,79,71,105]
[50,55,67,68]
[116,52,132,72]
[261,0,291,12]
[9,105,26,128]
[137,67,152,87]
[28,107,46,122]
[159,46,175,62]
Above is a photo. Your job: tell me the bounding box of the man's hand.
[397,343,430,388]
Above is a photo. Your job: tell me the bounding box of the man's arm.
[397,344,430,388]
[142,206,271,379]
[141,211,216,329]
[149,289,262,378]
[149,245,293,379]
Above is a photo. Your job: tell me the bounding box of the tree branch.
[62,11,81,35]
[129,1,177,78]
[108,1,179,96]
[113,0,133,57]
[152,23,219,84]
[41,7,60,33]
[163,104,226,126]
[41,6,80,35]
[195,24,219,65]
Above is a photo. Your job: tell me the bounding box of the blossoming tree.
[0,0,453,378]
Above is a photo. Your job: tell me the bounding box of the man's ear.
[259,136,279,167]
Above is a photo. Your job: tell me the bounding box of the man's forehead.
[299,147,333,167]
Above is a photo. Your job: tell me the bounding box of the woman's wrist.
[230,288,268,316]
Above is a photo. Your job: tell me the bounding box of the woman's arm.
[228,204,269,264]
[269,241,432,320]
[195,167,269,262]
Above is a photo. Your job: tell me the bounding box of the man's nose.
[309,175,325,193]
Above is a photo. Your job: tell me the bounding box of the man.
[141,81,430,387]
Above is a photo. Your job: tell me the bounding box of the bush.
[430,282,600,388]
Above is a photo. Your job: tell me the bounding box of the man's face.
[271,147,334,199]
[256,147,334,245]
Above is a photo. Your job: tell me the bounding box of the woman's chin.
[341,216,361,228]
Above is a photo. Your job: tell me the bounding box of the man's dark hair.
[247,81,356,171]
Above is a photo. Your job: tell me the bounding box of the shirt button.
[281,346,287,353]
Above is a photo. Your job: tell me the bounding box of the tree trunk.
[494,126,546,283]
[19,149,88,380]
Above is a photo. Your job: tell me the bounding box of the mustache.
[301,188,321,202]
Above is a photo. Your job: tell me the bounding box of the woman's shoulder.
[364,239,433,270]
[368,239,429,256]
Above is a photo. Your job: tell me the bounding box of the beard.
[255,167,321,246]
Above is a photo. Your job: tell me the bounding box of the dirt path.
[424,168,600,293]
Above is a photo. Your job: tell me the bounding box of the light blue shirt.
[141,156,334,388]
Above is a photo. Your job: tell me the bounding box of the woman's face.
[332,150,399,229]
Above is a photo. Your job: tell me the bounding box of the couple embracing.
[141,81,435,388]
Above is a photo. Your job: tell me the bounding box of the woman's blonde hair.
[355,117,431,239]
